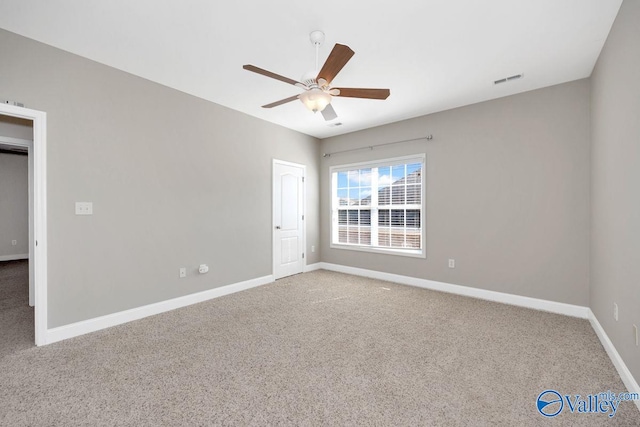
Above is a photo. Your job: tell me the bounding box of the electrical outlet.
[11,240,17,246]
[311,245,315,253]
[613,303,618,321]
[448,259,455,268]
[179,267,186,278]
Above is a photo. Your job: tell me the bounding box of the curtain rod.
[322,135,433,158]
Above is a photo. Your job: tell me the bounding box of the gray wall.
[0,115,33,140]
[320,80,591,306]
[0,152,29,256]
[0,29,320,328]
[590,0,640,382]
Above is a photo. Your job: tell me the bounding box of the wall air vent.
[494,74,523,85]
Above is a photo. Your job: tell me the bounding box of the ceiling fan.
[243,31,390,121]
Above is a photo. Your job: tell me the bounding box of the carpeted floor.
[0,260,34,359]
[1,260,639,426]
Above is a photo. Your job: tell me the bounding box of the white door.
[273,160,305,280]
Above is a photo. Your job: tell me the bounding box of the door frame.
[272,159,306,279]
[0,104,48,346]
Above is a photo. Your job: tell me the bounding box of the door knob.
[275,226,281,229]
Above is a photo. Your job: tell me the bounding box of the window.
[331,155,425,257]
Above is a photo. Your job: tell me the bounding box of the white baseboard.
[318,262,590,318]
[0,253,29,262]
[588,310,640,412]
[304,262,322,272]
[45,274,274,345]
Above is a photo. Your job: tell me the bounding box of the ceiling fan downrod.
[309,30,325,74]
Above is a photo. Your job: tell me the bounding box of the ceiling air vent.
[494,74,523,85]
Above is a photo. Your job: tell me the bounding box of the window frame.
[330,154,426,258]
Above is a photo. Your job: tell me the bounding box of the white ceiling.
[0,0,622,139]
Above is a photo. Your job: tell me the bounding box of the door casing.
[0,104,48,346]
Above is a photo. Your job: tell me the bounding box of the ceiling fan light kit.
[299,88,331,112]
[243,30,390,121]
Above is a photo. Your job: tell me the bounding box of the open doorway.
[0,104,47,346]
[0,115,34,351]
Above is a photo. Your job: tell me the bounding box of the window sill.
[329,243,426,259]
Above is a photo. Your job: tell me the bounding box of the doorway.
[0,126,32,302]
[0,118,33,351]
[272,160,305,280]
[0,104,48,346]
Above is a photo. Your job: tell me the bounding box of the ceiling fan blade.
[316,44,355,85]
[333,88,390,100]
[243,65,301,86]
[321,103,338,121]
[262,95,299,108]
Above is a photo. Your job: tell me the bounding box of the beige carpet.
[0,260,34,359]
[1,260,639,426]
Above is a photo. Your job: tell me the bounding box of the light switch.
[75,202,93,215]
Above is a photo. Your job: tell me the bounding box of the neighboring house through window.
[330,154,425,257]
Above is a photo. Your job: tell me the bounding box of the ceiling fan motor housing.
[301,70,319,88]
